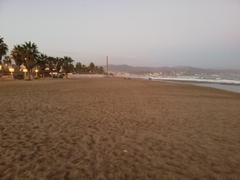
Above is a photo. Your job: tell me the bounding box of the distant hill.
[105,64,240,74]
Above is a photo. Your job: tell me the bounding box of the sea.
[190,83,240,93]
[146,77,240,93]
[117,75,240,93]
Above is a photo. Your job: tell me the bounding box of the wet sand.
[0,78,240,179]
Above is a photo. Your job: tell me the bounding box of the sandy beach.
[0,78,240,179]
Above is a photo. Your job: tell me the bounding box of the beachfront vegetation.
[2,56,11,65]
[12,42,39,79]
[0,36,105,79]
[0,37,8,63]
[75,62,104,74]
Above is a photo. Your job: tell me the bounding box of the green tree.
[51,57,63,73]
[89,62,95,73]
[0,36,8,64]
[11,45,24,66]
[62,56,74,78]
[3,56,12,65]
[37,54,48,77]
[12,42,39,80]
[82,64,87,73]
[56,57,64,73]
[46,56,56,72]
[22,42,39,79]
[75,62,82,73]
[95,66,104,74]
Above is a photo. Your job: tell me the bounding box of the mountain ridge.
[104,64,240,75]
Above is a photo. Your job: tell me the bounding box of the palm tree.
[3,56,12,65]
[75,62,82,73]
[0,37,8,64]
[12,42,39,80]
[11,45,24,66]
[62,56,74,78]
[89,62,95,73]
[45,56,55,73]
[21,42,39,80]
[81,64,87,73]
[37,53,48,78]
[56,57,64,73]
[45,56,64,77]
[95,66,104,74]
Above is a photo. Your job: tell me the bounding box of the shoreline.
[114,75,240,93]
[145,77,240,93]
[2,74,240,94]
[159,80,240,94]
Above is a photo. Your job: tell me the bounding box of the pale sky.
[1,0,240,68]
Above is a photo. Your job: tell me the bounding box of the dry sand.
[0,78,240,179]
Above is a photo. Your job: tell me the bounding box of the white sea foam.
[145,76,240,93]
[148,77,240,85]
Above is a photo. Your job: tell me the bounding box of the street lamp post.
[23,68,28,79]
[9,67,15,79]
[35,69,39,78]
[0,64,2,78]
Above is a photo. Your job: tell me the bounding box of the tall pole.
[11,72,14,79]
[0,64,2,78]
[106,56,109,76]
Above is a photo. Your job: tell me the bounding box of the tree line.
[0,36,105,79]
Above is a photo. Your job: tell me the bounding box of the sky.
[0,0,240,69]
